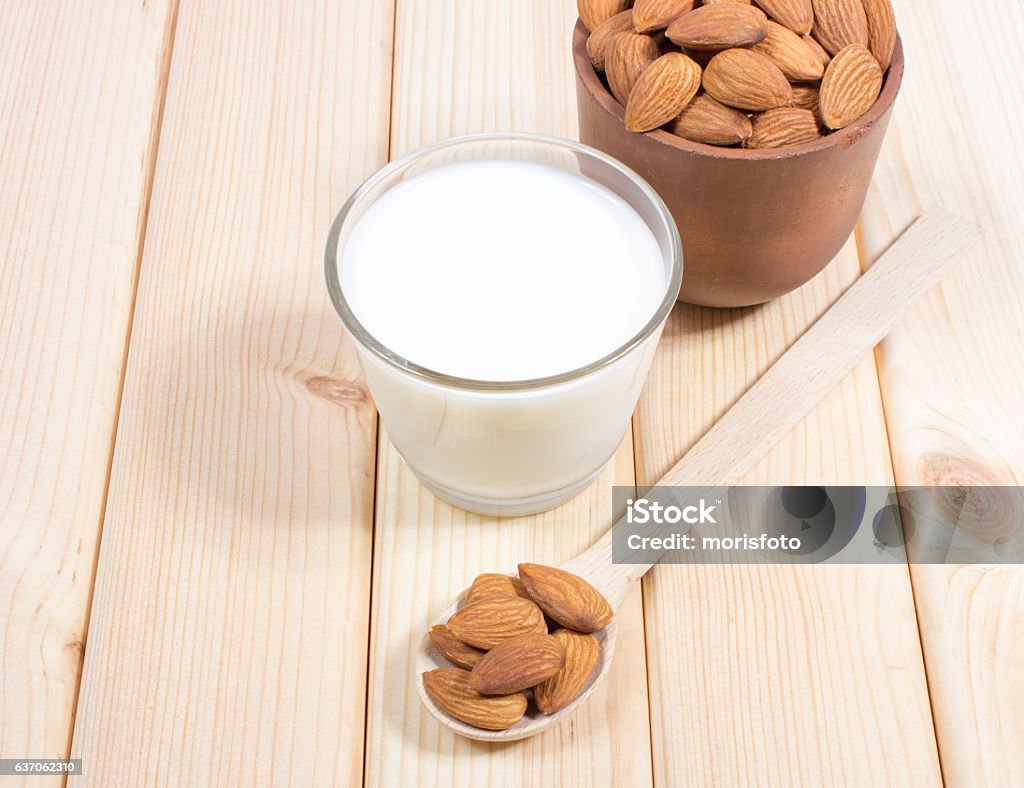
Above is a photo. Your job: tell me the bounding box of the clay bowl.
[573,21,904,307]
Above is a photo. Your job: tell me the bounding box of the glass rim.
[323,131,683,392]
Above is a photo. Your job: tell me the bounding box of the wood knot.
[64,639,85,660]
[305,375,368,407]
[916,449,1004,488]
[915,448,1020,544]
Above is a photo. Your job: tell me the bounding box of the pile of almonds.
[581,0,897,148]
[423,564,612,731]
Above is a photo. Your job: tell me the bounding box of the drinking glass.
[325,133,682,516]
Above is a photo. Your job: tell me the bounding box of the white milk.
[337,158,674,515]
[342,161,666,380]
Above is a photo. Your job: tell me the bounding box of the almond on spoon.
[469,633,565,694]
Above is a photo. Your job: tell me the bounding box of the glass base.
[408,464,608,518]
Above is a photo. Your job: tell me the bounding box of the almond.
[746,107,822,147]
[423,668,527,731]
[789,83,820,111]
[666,5,768,50]
[534,629,601,714]
[517,564,613,633]
[469,633,565,694]
[578,0,632,33]
[669,93,752,145]
[447,595,547,650]
[818,43,882,128]
[703,48,792,111]
[861,0,896,70]
[632,0,697,33]
[587,10,637,71]
[810,0,869,55]
[753,20,824,81]
[428,625,485,670]
[703,0,752,4]
[802,33,832,67]
[754,0,813,35]
[625,52,702,132]
[466,573,530,603]
[605,32,662,105]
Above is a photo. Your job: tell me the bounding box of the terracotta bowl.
[573,21,905,307]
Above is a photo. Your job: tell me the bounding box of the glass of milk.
[325,133,681,516]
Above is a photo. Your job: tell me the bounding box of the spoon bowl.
[415,548,630,736]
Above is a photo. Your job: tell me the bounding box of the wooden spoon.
[416,208,982,741]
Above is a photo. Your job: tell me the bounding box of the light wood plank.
[68,1,393,784]
[858,1,1024,783]
[634,242,943,785]
[0,0,177,778]
[364,2,654,785]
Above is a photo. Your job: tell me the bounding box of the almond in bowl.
[573,0,904,306]
[582,0,897,145]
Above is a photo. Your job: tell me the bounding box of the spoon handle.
[562,208,982,609]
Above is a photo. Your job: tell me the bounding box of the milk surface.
[340,160,666,380]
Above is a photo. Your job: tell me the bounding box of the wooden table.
[1,1,1021,785]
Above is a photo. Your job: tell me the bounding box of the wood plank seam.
[628,413,661,788]
[64,4,184,767]
[360,407,386,787]
[384,0,401,163]
[361,5,399,784]
[856,214,950,785]
[855,224,949,787]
